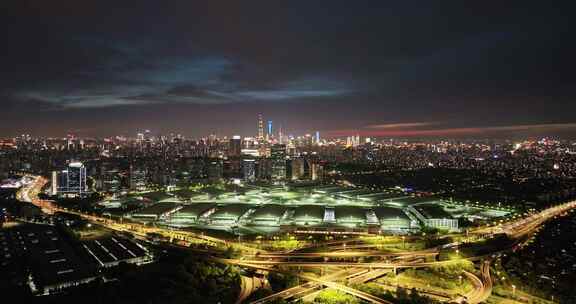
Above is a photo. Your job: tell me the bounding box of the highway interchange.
[16,175,576,304]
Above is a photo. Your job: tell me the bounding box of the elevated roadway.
[17,175,576,304]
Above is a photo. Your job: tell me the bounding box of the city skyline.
[1,1,575,138]
[5,115,576,141]
[2,2,576,303]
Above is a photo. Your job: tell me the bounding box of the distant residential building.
[257,158,272,180]
[207,160,223,181]
[228,136,242,158]
[290,158,305,180]
[310,161,324,181]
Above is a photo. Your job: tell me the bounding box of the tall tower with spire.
[257,114,264,140]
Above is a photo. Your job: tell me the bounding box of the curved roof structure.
[210,204,252,221]
[335,206,367,224]
[250,205,287,221]
[171,203,215,220]
[293,205,324,225]
[132,202,180,219]
[374,206,412,229]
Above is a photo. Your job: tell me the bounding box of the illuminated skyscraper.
[347,135,360,147]
[311,161,324,180]
[56,161,87,197]
[130,166,148,191]
[67,162,87,195]
[257,114,264,140]
[270,144,286,181]
[242,159,256,182]
[51,171,58,195]
[267,120,273,140]
[290,158,305,180]
[315,131,320,144]
[102,169,121,193]
[66,134,75,150]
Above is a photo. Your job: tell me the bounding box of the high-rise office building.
[270,144,286,181]
[256,158,272,180]
[311,161,324,181]
[130,166,148,191]
[51,171,58,195]
[102,170,121,193]
[55,161,87,197]
[290,158,305,180]
[67,162,87,195]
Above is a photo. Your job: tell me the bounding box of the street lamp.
[511,284,516,297]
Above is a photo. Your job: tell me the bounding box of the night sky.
[1,1,575,138]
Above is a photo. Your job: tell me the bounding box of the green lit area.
[117,184,512,235]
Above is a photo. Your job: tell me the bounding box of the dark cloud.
[0,1,575,137]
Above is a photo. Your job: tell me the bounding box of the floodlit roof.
[210,204,252,220]
[359,192,407,201]
[132,202,180,217]
[172,203,215,218]
[68,162,84,168]
[374,206,410,221]
[250,205,287,220]
[313,186,353,194]
[384,197,437,207]
[335,206,367,223]
[293,205,324,221]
